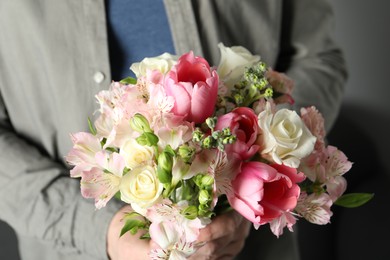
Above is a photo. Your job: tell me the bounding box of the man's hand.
[107,206,251,260]
[106,205,152,260]
[189,210,252,260]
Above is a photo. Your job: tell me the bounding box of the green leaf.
[87,117,97,135]
[105,147,119,153]
[120,216,148,237]
[114,191,121,201]
[334,193,374,208]
[140,232,151,240]
[100,137,107,148]
[120,76,137,85]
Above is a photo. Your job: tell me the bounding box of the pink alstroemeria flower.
[80,151,125,209]
[265,69,294,105]
[66,132,102,178]
[300,106,326,151]
[164,51,219,124]
[295,192,333,225]
[299,145,351,201]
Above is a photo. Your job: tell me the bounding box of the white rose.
[217,42,261,88]
[130,52,178,78]
[258,102,316,168]
[120,138,154,169]
[119,165,163,211]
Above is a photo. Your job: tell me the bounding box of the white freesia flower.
[120,138,154,169]
[119,165,163,213]
[258,102,316,168]
[130,52,178,78]
[217,42,260,88]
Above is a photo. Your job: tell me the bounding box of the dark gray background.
[1,0,389,259]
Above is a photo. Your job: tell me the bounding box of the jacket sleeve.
[277,0,348,132]
[0,92,121,259]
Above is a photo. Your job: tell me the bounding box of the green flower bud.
[198,189,211,205]
[157,146,176,184]
[181,205,198,220]
[222,137,230,145]
[260,78,269,88]
[198,203,212,217]
[211,130,221,140]
[136,132,159,146]
[202,136,213,149]
[258,62,267,73]
[228,135,236,144]
[201,175,214,186]
[178,145,195,163]
[234,93,244,105]
[157,165,172,184]
[192,128,204,142]
[205,117,217,129]
[194,174,205,187]
[264,87,273,98]
[130,113,152,133]
[222,127,231,136]
[158,151,173,172]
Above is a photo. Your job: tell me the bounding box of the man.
[0,0,347,259]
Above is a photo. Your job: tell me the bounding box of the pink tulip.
[228,161,305,228]
[164,51,219,124]
[216,107,259,160]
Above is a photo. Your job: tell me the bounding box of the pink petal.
[164,80,191,118]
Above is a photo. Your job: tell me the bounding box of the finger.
[194,218,251,259]
[197,211,243,242]
[216,235,247,258]
[191,234,246,260]
[214,219,251,256]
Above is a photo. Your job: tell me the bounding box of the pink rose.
[228,161,305,228]
[164,51,219,124]
[215,107,259,160]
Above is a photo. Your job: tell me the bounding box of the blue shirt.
[105,0,175,80]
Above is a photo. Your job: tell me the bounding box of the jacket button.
[93,71,105,84]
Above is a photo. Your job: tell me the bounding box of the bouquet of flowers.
[66,43,372,259]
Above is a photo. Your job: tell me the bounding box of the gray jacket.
[0,0,346,259]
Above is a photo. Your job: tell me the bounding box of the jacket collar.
[163,0,204,56]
